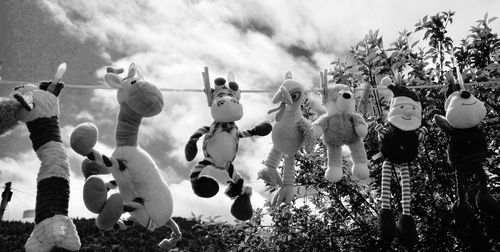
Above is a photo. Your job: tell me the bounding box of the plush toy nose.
[460,90,471,99]
[403,108,413,117]
[342,93,351,99]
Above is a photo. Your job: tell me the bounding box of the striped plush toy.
[0,73,81,251]
[376,76,427,247]
[184,68,272,221]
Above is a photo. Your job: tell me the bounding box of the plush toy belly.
[205,132,238,168]
[112,146,173,228]
[272,123,303,156]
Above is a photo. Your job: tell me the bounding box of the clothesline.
[1,79,499,93]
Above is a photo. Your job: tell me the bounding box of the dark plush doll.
[434,83,500,228]
[0,64,81,251]
[376,76,427,247]
[185,68,271,221]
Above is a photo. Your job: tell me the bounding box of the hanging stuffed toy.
[312,70,369,183]
[375,75,427,247]
[70,63,181,249]
[434,78,500,228]
[257,72,315,206]
[184,67,272,220]
[0,63,81,252]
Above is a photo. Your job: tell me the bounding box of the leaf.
[488,17,498,24]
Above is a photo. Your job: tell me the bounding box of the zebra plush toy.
[0,64,81,252]
[184,67,272,221]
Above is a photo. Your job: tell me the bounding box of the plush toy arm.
[352,113,368,138]
[375,123,388,141]
[185,126,210,161]
[417,126,428,142]
[239,121,272,138]
[433,114,453,134]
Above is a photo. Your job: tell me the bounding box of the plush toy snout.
[211,96,243,122]
[126,81,164,117]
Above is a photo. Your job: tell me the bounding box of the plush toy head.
[444,84,486,129]
[386,80,422,131]
[207,77,243,122]
[104,63,164,118]
[324,84,355,115]
[269,79,306,121]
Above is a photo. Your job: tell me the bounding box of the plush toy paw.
[231,188,253,221]
[271,184,294,206]
[25,215,81,252]
[191,176,219,198]
[184,140,198,161]
[351,162,369,181]
[96,193,124,230]
[83,175,108,213]
[397,214,418,248]
[257,166,283,186]
[379,208,397,243]
[252,121,273,136]
[324,166,343,183]
[476,188,500,220]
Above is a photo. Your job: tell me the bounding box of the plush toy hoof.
[191,176,219,198]
[379,208,397,242]
[70,122,98,156]
[351,163,369,181]
[231,193,253,221]
[83,176,108,213]
[397,214,418,248]
[324,167,343,183]
[476,189,500,220]
[96,193,123,230]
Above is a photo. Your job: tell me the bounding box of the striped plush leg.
[379,160,396,242]
[225,162,248,198]
[226,162,253,221]
[397,163,418,247]
[400,164,411,215]
[190,159,219,198]
[381,160,393,210]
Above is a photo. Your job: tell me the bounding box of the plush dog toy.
[313,83,369,183]
[376,76,427,247]
[257,72,315,206]
[70,63,181,249]
[0,63,81,251]
[434,82,500,227]
[185,68,272,220]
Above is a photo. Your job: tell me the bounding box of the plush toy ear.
[285,71,292,80]
[434,114,454,133]
[227,72,235,83]
[136,65,144,79]
[127,63,137,79]
[104,73,124,89]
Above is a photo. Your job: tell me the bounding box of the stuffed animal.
[312,83,369,183]
[375,76,427,247]
[70,63,181,249]
[184,68,272,220]
[434,82,500,227]
[0,63,81,252]
[257,73,315,206]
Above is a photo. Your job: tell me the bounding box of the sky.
[1,0,499,223]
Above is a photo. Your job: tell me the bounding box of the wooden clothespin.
[319,69,328,105]
[202,66,212,106]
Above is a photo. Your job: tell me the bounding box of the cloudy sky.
[1,0,499,222]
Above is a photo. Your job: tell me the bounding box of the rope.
[1,79,498,93]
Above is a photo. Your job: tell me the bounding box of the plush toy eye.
[291,92,301,101]
[217,100,225,106]
[131,80,137,85]
[400,105,404,109]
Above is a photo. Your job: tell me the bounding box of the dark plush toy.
[185,67,272,221]
[434,82,500,228]
[0,63,81,251]
[376,76,427,247]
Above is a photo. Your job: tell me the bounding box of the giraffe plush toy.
[257,73,315,206]
[375,76,427,247]
[184,67,272,221]
[0,64,81,252]
[70,63,181,249]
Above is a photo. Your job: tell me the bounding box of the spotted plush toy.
[434,82,500,227]
[185,67,272,220]
[376,76,427,247]
[0,64,81,251]
[70,63,181,249]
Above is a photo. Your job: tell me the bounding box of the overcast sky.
[1,0,499,222]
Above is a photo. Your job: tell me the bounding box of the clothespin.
[319,69,328,105]
[202,66,212,106]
